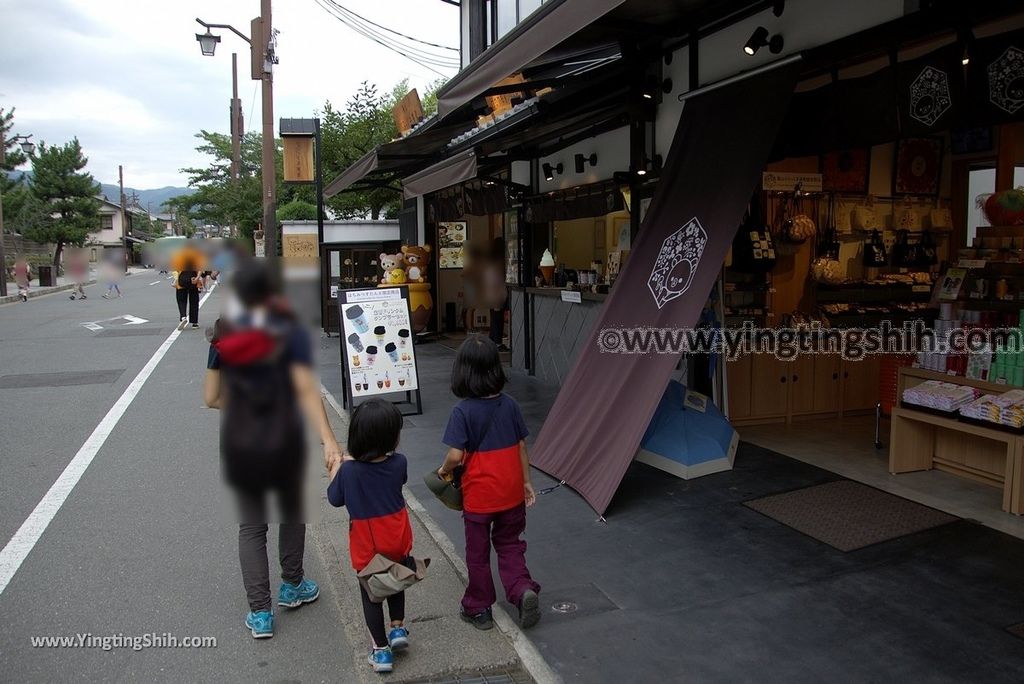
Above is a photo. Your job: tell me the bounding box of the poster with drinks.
[340,288,419,401]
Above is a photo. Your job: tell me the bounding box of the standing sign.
[338,287,422,416]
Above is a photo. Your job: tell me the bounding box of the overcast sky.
[0,0,459,189]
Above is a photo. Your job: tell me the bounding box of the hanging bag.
[732,203,777,273]
[916,230,938,267]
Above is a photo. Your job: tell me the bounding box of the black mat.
[745,480,958,552]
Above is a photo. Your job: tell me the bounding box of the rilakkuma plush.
[379,252,405,285]
[401,245,433,283]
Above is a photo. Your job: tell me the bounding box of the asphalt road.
[0,272,357,682]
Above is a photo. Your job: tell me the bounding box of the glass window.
[496,0,517,39]
[968,166,1024,245]
[519,0,543,20]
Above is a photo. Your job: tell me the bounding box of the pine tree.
[25,138,100,266]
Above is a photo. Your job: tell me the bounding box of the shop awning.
[435,0,626,120]
[401,150,478,200]
[323,148,382,198]
[529,58,801,516]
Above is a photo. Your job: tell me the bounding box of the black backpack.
[178,270,196,289]
[216,320,306,490]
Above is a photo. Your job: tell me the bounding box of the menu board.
[339,288,419,402]
[438,221,467,269]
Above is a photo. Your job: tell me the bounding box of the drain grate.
[398,668,531,684]
[0,369,125,388]
[1006,623,1024,640]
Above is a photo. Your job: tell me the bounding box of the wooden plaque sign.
[393,89,424,137]
[283,136,315,183]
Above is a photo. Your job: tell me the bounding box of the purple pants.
[462,503,540,613]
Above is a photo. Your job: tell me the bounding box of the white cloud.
[0,0,459,188]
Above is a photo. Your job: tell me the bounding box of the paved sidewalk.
[314,391,542,683]
[317,336,1024,684]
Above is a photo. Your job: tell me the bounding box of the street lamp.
[193,5,278,261]
[195,29,221,57]
[0,132,34,297]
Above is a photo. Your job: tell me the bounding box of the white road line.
[149,280,161,285]
[0,284,218,596]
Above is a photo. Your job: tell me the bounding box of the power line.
[311,0,459,76]
[322,0,458,52]
[320,1,459,67]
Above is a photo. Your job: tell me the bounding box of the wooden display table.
[890,367,1024,514]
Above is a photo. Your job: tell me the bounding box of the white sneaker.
[177,317,188,331]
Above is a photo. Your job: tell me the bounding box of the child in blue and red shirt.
[328,399,413,674]
[438,335,541,630]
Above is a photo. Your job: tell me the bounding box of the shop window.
[968,166,1024,245]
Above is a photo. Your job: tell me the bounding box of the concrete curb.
[0,279,96,305]
[320,385,561,684]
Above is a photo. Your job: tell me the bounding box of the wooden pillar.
[995,123,1021,192]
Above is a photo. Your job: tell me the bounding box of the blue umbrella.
[635,380,738,479]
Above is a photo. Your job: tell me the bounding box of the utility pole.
[0,128,7,296]
[119,165,129,273]
[260,0,277,261]
[231,51,243,239]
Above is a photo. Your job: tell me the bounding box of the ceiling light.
[636,168,647,176]
[772,0,785,17]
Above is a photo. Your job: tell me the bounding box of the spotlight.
[574,153,597,173]
[636,168,647,176]
[542,162,563,182]
[744,26,784,56]
[959,29,974,66]
[772,0,785,17]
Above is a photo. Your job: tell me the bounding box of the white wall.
[656,0,906,156]
[536,126,630,192]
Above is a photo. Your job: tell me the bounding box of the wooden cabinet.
[788,355,816,414]
[812,355,841,413]
[750,354,789,419]
[841,356,880,413]
[726,355,752,421]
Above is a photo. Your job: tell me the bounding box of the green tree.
[24,138,100,266]
[168,130,310,241]
[277,199,318,222]
[1,107,29,196]
[320,81,405,221]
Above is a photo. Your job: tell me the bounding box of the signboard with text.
[338,287,422,415]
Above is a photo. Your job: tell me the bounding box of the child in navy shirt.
[438,336,541,631]
[328,399,413,674]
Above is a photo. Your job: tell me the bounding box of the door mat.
[745,480,957,552]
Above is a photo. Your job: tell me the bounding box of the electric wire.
[311,0,458,76]
[321,0,458,52]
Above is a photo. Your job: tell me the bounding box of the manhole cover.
[551,601,577,613]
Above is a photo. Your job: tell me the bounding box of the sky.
[0,0,460,189]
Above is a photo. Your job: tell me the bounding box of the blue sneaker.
[368,647,394,673]
[278,578,319,608]
[388,625,409,651]
[245,610,274,639]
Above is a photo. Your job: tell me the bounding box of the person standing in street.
[101,255,122,299]
[12,255,31,302]
[203,259,342,640]
[171,242,205,329]
[67,248,89,300]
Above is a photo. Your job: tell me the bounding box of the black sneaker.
[518,590,540,628]
[191,323,200,328]
[459,607,493,630]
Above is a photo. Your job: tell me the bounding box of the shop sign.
[282,136,315,183]
[340,289,420,402]
[393,89,424,137]
[560,290,582,303]
[762,172,822,192]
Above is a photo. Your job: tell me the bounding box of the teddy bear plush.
[379,252,406,285]
[401,245,433,283]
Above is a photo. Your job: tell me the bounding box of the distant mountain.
[6,171,193,214]
[97,183,194,214]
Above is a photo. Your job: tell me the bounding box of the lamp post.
[0,132,35,297]
[195,3,277,260]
